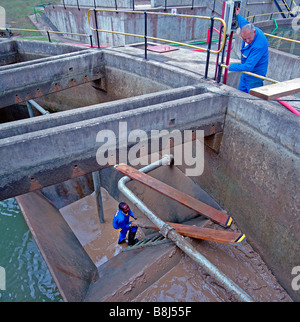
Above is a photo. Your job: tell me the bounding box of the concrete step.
[84,241,181,302]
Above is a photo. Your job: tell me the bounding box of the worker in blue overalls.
[113,202,138,246]
[229,7,269,93]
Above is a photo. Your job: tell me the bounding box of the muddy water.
[60,189,292,302]
[135,221,292,302]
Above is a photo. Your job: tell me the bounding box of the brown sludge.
[60,189,292,302]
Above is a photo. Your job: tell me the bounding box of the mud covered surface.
[60,189,292,302]
[134,221,292,302]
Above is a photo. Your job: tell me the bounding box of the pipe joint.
[160,223,175,238]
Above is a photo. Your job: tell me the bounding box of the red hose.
[276,98,300,116]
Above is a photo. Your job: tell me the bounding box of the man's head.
[119,202,130,214]
[241,23,256,44]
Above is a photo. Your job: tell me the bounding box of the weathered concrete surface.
[183,91,300,301]
[0,46,228,201]
[0,40,104,108]
[63,0,134,8]
[0,87,226,201]
[85,243,181,301]
[45,5,211,47]
[1,41,299,302]
[16,191,98,302]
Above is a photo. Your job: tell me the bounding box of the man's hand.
[235,7,241,16]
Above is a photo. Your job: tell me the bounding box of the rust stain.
[209,124,216,135]
[53,265,92,283]
[69,78,77,87]
[74,179,85,199]
[15,94,22,104]
[54,83,61,92]
[71,165,85,178]
[36,88,43,97]
[29,177,43,191]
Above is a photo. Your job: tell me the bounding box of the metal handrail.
[220,64,278,83]
[246,8,300,21]
[0,27,91,38]
[264,32,300,44]
[87,9,227,55]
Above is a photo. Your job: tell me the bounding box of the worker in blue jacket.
[229,7,269,93]
[113,202,138,246]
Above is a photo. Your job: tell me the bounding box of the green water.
[0,198,62,302]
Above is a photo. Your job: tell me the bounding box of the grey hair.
[241,23,256,34]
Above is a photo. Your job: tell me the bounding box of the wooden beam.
[115,164,232,227]
[165,222,245,245]
[249,78,300,100]
[136,220,246,246]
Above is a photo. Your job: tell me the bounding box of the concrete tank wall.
[184,87,300,301]
[45,5,211,47]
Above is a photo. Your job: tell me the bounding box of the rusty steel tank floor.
[60,190,292,302]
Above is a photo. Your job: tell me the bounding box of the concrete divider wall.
[62,0,133,8]
[0,39,18,65]
[16,191,97,302]
[0,43,104,108]
[45,5,211,47]
[0,89,226,200]
[189,86,300,301]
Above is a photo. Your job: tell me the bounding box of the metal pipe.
[116,155,253,302]
[92,170,105,223]
[28,99,50,115]
[26,102,34,118]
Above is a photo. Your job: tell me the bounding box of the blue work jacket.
[112,208,135,231]
[229,14,269,78]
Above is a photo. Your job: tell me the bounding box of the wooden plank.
[134,220,245,245]
[167,222,245,245]
[249,78,300,100]
[115,164,232,227]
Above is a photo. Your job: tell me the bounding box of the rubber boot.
[127,230,138,246]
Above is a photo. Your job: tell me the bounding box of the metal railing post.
[144,11,148,60]
[47,30,51,42]
[93,9,100,49]
[92,170,105,223]
[216,34,228,83]
[205,16,214,79]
